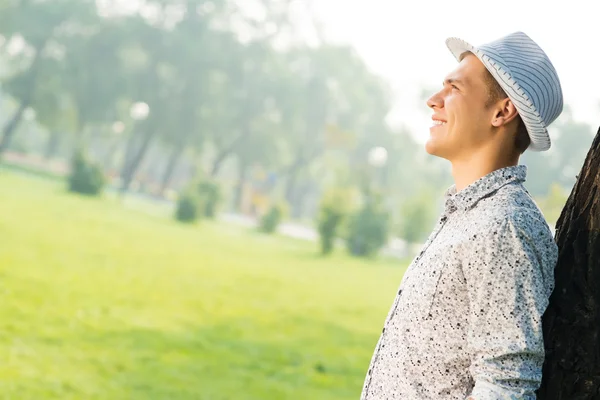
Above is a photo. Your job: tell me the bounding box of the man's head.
[425,53,527,162]
[425,32,563,164]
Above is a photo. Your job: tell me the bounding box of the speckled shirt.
[361,165,558,400]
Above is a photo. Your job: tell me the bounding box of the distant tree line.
[0,0,594,255]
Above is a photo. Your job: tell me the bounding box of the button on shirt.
[361,165,558,400]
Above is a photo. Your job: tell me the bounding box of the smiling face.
[425,53,500,161]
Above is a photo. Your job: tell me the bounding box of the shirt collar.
[444,165,527,213]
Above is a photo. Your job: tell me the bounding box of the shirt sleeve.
[462,215,557,400]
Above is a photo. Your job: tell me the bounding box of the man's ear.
[491,98,519,128]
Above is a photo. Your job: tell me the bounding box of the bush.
[259,202,287,234]
[68,150,105,196]
[175,190,201,223]
[198,180,221,219]
[346,190,389,258]
[317,187,356,255]
[397,189,438,244]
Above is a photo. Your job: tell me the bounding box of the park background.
[0,0,598,398]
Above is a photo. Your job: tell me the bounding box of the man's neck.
[451,153,519,192]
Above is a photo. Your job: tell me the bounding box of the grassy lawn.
[0,171,408,399]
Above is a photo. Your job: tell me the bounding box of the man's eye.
[451,85,459,90]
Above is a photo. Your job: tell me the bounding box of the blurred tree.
[317,186,357,255]
[276,44,393,218]
[535,183,569,227]
[62,19,126,149]
[207,39,279,178]
[0,0,98,157]
[397,187,438,244]
[522,108,594,197]
[0,0,460,228]
[116,16,171,194]
[551,113,595,189]
[153,0,232,193]
[346,189,390,258]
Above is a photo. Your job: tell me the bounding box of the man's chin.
[424,140,453,161]
[425,138,444,157]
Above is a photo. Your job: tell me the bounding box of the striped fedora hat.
[446,31,563,152]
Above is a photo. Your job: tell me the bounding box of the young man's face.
[425,53,498,161]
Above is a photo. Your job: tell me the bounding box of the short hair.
[483,68,530,154]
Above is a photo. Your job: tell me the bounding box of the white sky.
[290,0,600,143]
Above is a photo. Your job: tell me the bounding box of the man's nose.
[427,91,444,109]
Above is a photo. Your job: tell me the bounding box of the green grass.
[0,171,408,399]
[0,159,66,182]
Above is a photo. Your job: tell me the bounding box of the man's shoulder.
[471,183,553,238]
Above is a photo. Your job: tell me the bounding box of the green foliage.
[521,110,594,197]
[259,201,288,234]
[197,180,221,219]
[175,189,201,223]
[397,189,438,244]
[1,172,408,399]
[67,150,105,196]
[0,0,587,225]
[346,190,390,258]
[317,187,356,255]
[536,183,569,226]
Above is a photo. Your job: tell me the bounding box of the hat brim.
[445,37,551,152]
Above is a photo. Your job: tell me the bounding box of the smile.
[432,120,446,126]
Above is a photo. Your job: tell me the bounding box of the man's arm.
[462,215,557,400]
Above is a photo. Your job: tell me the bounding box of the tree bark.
[210,150,230,178]
[0,41,45,158]
[284,166,299,207]
[210,128,250,178]
[159,141,186,195]
[290,180,312,219]
[44,131,61,160]
[119,125,159,195]
[0,101,30,155]
[233,159,248,212]
[102,137,124,172]
[121,129,140,173]
[537,126,600,399]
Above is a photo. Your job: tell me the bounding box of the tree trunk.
[210,150,230,178]
[102,137,123,171]
[0,101,30,155]
[159,142,186,195]
[0,41,45,158]
[537,126,600,399]
[121,128,141,174]
[290,180,312,219]
[284,164,300,206]
[233,159,248,212]
[71,109,87,154]
[281,146,322,208]
[210,128,250,178]
[119,125,158,195]
[44,131,61,160]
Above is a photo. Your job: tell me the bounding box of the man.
[361,32,562,399]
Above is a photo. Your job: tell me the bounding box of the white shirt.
[361,165,558,400]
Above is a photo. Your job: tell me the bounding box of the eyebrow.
[443,78,466,87]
